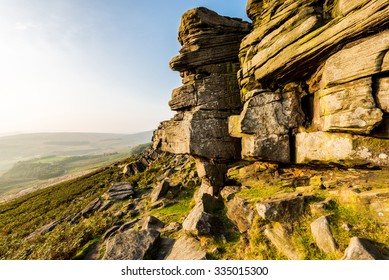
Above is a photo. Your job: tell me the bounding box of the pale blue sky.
[0,0,249,135]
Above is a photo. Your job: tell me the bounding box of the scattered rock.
[103,229,160,260]
[342,237,389,260]
[103,226,120,241]
[264,223,305,260]
[142,216,164,231]
[182,202,213,236]
[26,218,66,240]
[194,180,214,204]
[81,198,101,217]
[99,201,113,212]
[256,194,307,222]
[226,196,256,233]
[69,213,82,225]
[220,186,241,202]
[150,179,170,203]
[309,198,335,215]
[197,193,223,213]
[161,222,182,234]
[310,216,338,254]
[155,238,175,260]
[341,223,353,232]
[151,198,169,209]
[107,182,134,201]
[119,218,141,232]
[123,161,147,177]
[165,235,207,260]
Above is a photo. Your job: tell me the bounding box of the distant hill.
[0,131,153,174]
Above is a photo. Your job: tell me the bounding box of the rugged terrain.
[1,0,389,260]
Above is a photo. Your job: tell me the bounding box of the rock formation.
[155,1,389,173]
[149,0,389,260]
[153,7,251,194]
[232,0,389,166]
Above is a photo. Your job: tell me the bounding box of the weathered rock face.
[229,0,389,166]
[149,1,389,259]
[296,131,389,166]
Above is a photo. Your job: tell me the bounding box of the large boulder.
[150,179,170,203]
[264,223,305,260]
[165,235,207,260]
[182,202,213,236]
[107,182,134,201]
[256,194,307,222]
[226,196,256,233]
[342,237,389,260]
[237,84,304,163]
[296,131,389,167]
[103,229,160,260]
[310,216,338,254]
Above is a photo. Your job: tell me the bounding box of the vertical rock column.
[153,7,250,194]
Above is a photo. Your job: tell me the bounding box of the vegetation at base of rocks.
[1,147,388,260]
[210,162,389,260]
[151,191,194,225]
[0,149,199,260]
[73,238,100,260]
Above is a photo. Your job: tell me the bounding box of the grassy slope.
[0,150,198,260]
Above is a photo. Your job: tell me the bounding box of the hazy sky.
[0,0,249,135]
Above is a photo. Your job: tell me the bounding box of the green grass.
[151,193,194,225]
[73,237,100,260]
[0,167,120,259]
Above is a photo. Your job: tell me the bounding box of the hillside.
[1,0,389,260]
[1,148,388,260]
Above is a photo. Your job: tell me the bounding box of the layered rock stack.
[153,7,250,192]
[229,0,389,166]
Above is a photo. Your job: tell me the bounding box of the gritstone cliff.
[150,0,389,259]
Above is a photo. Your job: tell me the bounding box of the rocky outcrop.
[146,0,389,261]
[153,7,250,193]
[228,0,389,166]
[155,1,389,168]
